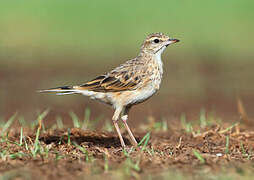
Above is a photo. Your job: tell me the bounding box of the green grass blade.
[138,132,150,146]
[103,119,113,132]
[18,116,27,127]
[193,150,205,164]
[1,112,18,136]
[69,111,80,128]
[67,128,71,145]
[82,108,91,129]
[219,123,239,134]
[225,135,230,154]
[9,152,26,159]
[104,153,109,173]
[31,109,50,130]
[162,120,168,131]
[56,116,64,129]
[200,108,207,128]
[24,137,29,151]
[37,109,50,123]
[33,127,41,158]
[73,142,89,161]
[141,133,150,151]
[137,132,150,151]
[19,127,23,146]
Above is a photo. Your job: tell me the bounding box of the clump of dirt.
[1,124,254,179]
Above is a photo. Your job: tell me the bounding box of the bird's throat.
[154,47,164,75]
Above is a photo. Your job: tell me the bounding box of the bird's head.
[141,32,179,55]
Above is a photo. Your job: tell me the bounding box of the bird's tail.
[38,86,78,95]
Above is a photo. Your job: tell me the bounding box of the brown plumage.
[39,32,180,148]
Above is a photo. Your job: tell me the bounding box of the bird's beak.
[169,39,180,43]
[166,38,180,47]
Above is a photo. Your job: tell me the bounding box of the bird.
[39,32,179,148]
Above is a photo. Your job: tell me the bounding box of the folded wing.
[78,71,142,92]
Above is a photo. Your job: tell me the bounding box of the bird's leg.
[121,107,138,146]
[122,115,138,146]
[112,107,126,148]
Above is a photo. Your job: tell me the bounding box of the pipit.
[40,32,179,148]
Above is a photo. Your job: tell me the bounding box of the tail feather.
[38,85,95,97]
[56,92,76,95]
[38,86,76,95]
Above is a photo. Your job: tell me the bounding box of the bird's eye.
[153,39,160,43]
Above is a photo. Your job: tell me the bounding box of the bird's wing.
[76,59,146,92]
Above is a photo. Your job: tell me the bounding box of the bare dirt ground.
[1,122,254,180]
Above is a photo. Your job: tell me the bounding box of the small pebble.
[216,153,223,157]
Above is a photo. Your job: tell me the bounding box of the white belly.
[125,83,158,105]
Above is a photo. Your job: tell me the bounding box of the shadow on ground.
[40,128,135,148]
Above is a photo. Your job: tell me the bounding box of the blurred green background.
[1,0,254,123]
[1,0,254,64]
